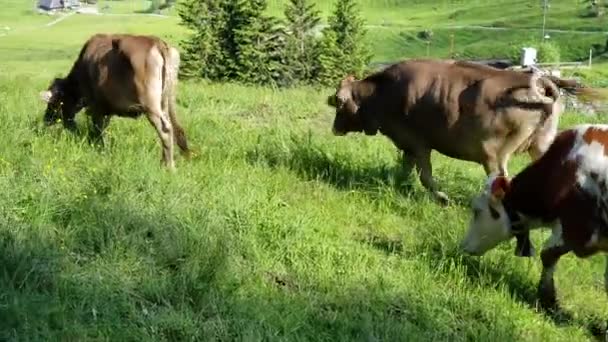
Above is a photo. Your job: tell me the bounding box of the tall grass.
[0,0,607,340]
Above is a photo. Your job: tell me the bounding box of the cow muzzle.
[332,126,347,136]
[459,243,484,256]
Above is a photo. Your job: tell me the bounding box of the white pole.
[541,0,548,40]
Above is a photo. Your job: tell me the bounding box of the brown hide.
[329,59,559,163]
[40,33,190,169]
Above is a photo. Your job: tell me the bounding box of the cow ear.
[490,175,510,201]
[39,90,53,103]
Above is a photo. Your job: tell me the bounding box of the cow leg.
[482,160,498,175]
[537,224,571,310]
[63,118,78,132]
[413,149,449,205]
[514,232,535,257]
[89,112,110,146]
[528,109,559,161]
[480,141,499,175]
[497,127,535,177]
[401,149,416,179]
[146,110,175,170]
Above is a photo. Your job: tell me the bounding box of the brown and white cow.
[327,59,567,207]
[460,124,608,321]
[39,33,190,170]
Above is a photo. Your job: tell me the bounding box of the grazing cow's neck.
[61,59,85,102]
[502,129,579,228]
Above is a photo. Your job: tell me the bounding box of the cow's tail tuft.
[157,40,190,157]
[546,75,608,106]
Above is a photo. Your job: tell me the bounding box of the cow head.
[327,75,377,136]
[39,77,83,127]
[460,174,516,256]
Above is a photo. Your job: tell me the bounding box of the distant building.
[38,0,80,11]
[38,0,64,10]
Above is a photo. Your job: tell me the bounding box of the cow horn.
[39,90,53,103]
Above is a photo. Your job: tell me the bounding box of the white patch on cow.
[571,139,608,192]
[39,90,53,103]
[568,127,608,180]
[460,187,512,256]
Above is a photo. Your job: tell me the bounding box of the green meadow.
[1,0,608,341]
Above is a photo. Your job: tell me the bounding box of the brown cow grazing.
[326,59,566,207]
[460,124,608,335]
[39,33,190,170]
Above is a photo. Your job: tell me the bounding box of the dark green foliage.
[177,0,226,79]
[230,0,288,86]
[316,30,345,87]
[145,0,175,14]
[583,0,605,17]
[506,39,561,64]
[178,0,289,86]
[282,0,322,85]
[317,0,372,86]
[178,0,371,87]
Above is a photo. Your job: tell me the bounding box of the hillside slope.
[267,0,608,64]
[0,1,607,341]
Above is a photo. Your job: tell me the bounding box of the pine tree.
[230,0,288,86]
[317,0,372,86]
[316,30,344,86]
[283,0,322,85]
[177,0,292,86]
[177,0,226,80]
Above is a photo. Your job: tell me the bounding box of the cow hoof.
[433,191,450,206]
[181,148,199,161]
[537,292,559,312]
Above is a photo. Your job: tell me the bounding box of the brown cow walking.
[39,33,190,170]
[326,59,598,205]
[327,59,566,207]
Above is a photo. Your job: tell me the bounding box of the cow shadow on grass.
[0,186,525,341]
[0,191,230,340]
[30,115,103,145]
[245,133,477,207]
[361,234,607,340]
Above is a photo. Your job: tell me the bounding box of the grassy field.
[1,0,608,341]
[3,0,607,68]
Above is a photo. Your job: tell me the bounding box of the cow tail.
[526,72,559,106]
[158,40,190,157]
[547,75,608,103]
[511,72,559,123]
